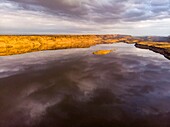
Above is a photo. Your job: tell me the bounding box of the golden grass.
[137,41,170,51]
[0,35,169,56]
[0,35,127,56]
[0,35,102,56]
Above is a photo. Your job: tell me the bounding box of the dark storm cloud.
[9,0,95,21]
[3,0,170,23]
[7,0,170,23]
[0,0,170,35]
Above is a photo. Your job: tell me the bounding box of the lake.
[0,43,170,127]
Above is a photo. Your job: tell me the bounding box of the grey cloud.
[4,0,170,24]
[151,6,169,13]
[151,0,170,6]
[7,0,89,19]
[123,9,145,18]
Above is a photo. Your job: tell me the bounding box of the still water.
[0,43,170,127]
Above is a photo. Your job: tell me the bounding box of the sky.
[0,0,170,36]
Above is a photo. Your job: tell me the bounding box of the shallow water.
[0,43,170,127]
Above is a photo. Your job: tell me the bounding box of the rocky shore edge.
[135,43,170,60]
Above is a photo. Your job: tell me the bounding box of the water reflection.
[0,43,169,127]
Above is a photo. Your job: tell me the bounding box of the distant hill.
[136,36,170,42]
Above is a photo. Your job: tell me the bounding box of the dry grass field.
[0,35,134,56]
[0,35,102,56]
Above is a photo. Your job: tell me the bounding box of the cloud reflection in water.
[0,43,169,127]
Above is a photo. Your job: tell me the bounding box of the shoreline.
[135,42,170,60]
[0,35,169,60]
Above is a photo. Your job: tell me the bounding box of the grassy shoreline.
[0,35,169,59]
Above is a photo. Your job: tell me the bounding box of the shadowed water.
[0,43,170,127]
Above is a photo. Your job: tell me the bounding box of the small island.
[93,50,113,55]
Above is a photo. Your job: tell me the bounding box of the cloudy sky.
[0,0,170,35]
